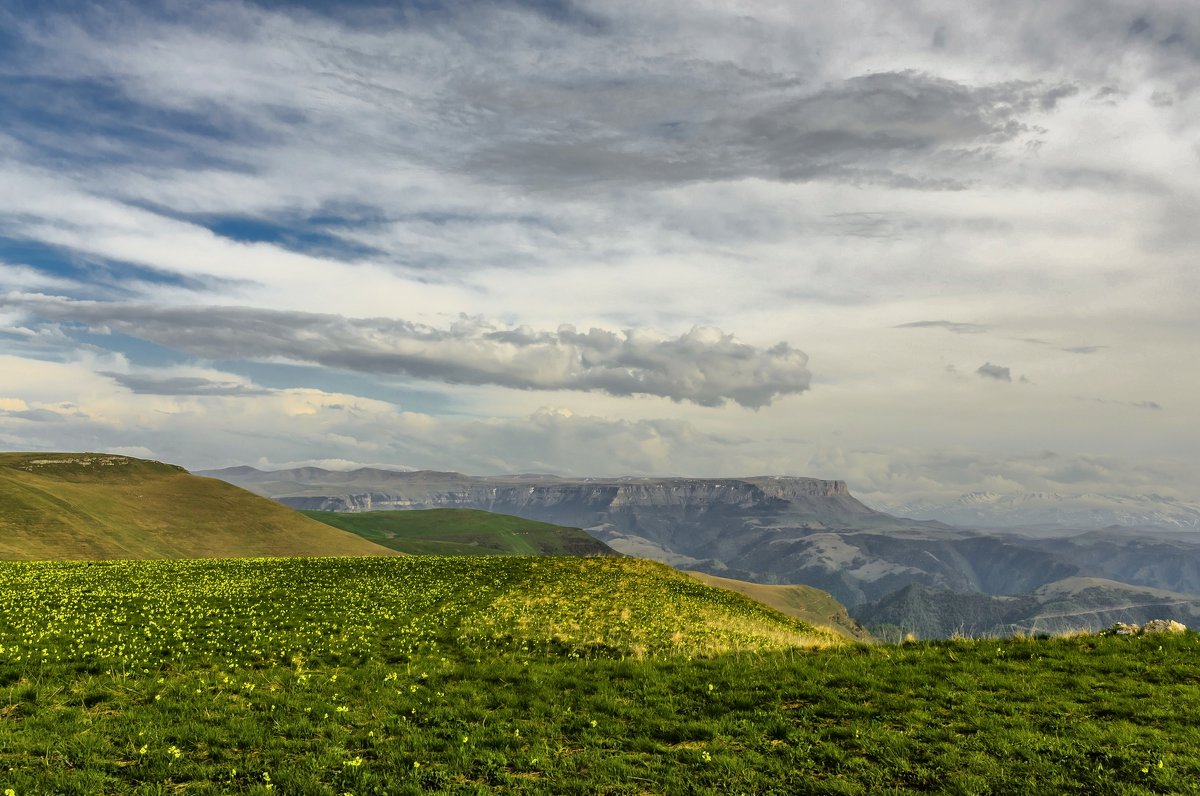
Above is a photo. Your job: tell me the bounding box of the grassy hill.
[302,508,617,556]
[1,555,1197,794]
[0,452,394,560]
[687,571,873,642]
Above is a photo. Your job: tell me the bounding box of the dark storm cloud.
[5,294,811,408]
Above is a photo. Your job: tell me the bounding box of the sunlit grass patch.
[460,558,841,656]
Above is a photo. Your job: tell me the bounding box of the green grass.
[687,571,873,642]
[2,557,1198,795]
[302,508,615,557]
[0,453,392,560]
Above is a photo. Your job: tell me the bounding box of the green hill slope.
[0,556,843,664]
[0,452,395,560]
[3,555,1199,794]
[302,508,617,556]
[686,571,873,642]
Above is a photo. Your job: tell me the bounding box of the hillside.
[302,508,618,556]
[853,577,1200,640]
[0,556,841,663]
[0,452,394,560]
[686,571,872,642]
[2,555,1198,794]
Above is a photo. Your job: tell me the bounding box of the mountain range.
[201,465,1200,630]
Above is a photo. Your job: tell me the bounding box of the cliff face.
[271,476,867,521]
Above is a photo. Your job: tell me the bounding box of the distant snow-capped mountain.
[877,492,1200,530]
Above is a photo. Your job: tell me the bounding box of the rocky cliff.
[206,468,863,517]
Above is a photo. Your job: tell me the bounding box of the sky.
[1,0,1198,508]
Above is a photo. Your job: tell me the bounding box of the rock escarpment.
[209,470,876,540]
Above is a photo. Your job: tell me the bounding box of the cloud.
[3,294,811,408]
[896,320,989,334]
[811,445,1193,507]
[0,263,80,291]
[0,1,1197,505]
[99,372,273,397]
[0,406,64,423]
[443,407,735,476]
[469,70,1073,190]
[1083,397,1163,411]
[976,362,1011,381]
[0,354,746,476]
[1022,338,1109,355]
[0,4,1077,202]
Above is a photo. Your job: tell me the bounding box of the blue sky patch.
[200,216,380,261]
[0,238,215,297]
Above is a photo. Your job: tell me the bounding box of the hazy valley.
[876,491,1200,532]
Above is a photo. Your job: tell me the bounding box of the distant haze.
[878,492,1200,531]
[1,1,1197,507]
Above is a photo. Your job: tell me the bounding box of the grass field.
[2,556,1198,795]
[302,508,614,557]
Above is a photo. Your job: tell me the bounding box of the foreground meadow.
[1,557,1198,794]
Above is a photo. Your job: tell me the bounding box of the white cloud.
[0,1,1197,502]
[0,352,752,475]
[4,294,811,407]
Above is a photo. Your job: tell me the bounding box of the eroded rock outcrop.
[1105,619,1188,636]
